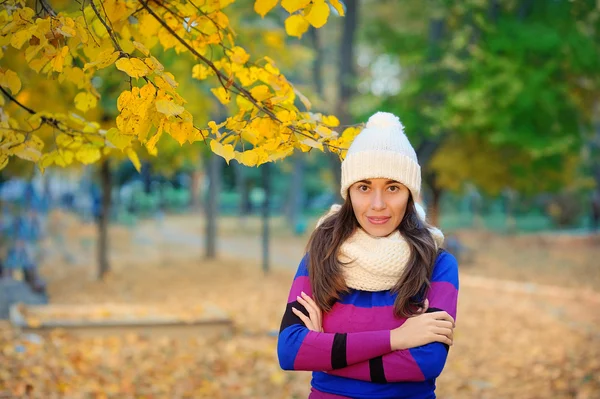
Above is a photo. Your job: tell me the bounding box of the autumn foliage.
[0,0,359,172]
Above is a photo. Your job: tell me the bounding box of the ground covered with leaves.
[1,213,599,398]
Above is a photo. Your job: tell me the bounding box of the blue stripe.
[294,254,309,278]
[409,342,449,380]
[312,372,436,399]
[431,252,459,290]
[338,290,397,307]
[277,324,309,370]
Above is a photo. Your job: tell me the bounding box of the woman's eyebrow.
[357,179,372,184]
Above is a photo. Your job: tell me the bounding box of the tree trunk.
[234,162,249,217]
[332,0,359,200]
[261,163,271,274]
[205,153,222,259]
[97,159,111,280]
[141,162,151,194]
[189,168,202,211]
[286,153,305,230]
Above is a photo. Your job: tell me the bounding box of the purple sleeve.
[327,251,460,382]
[277,255,393,371]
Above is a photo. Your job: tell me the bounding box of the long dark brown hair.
[306,193,439,318]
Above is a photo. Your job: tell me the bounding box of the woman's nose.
[370,191,386,210]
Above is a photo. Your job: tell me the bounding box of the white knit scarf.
[317,204,445,291]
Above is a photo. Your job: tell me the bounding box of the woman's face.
[348,178,410,237]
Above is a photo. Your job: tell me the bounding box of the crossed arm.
[276,252,459,382]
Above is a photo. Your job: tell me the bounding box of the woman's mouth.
[366,216,391,225]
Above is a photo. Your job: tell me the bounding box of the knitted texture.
[340,112,421,200]
[340,226,444,292]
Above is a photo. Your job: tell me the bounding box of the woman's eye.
[388,186,399,192]
[358,185,369,192]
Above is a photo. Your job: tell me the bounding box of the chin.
[363,226,395,237]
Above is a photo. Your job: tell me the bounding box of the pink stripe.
[323,302,405,333]
[309,388,351,398]
[326,361,371,381]
[428,281,458,319]
[346,329,391,365]
[294,331,333,370]
[287,276,313,303]
[383,350,426,382]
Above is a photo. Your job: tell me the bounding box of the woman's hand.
[390,310,455,351]
[292,291,323,332]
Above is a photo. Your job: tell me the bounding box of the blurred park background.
[1,0,600,398]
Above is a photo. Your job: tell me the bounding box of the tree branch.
[0,87,35,114]
[135,0,344,152]
[39,0,57,17]
[90,0,124,54]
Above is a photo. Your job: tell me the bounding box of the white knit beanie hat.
[340,112,421,200]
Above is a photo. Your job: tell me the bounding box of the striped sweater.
[277,251,459,399]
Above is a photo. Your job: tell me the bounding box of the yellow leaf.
[74,92,97,112]
[281,0,311,13]
[192,64,212,80]
[254,0,279,17]
[276,109,296,123]
[305,0,330,28]
[0,70,21,94]
[75,146,102,164]
[51,46,69,73]
[144,56,164,73]
[0,154,8,171]
[250,85,272,101]
[229,46,250,64]
[126,148,141,172]
[322,115,339,127]
[132,41,150,56]
[294,87,312,110]
[117,91,133,112]
[301,137,324,151]
[210,140,235,164]
[235,149,259,166]
[316,125,333,137]
[285,14,310,38]
[12,143,42,162]
[55,150,74,166]
[167,121,194,145]
[329,0,345,16]
[236,95,253,111]
[268,146,294,161]
[106,128,133,150]
[83,49,120,71]
[139,13,162,37]
[155,99,185,116]
[10,29,33,49]
[115,57,150,78]
[145,120,164,153]
[211,87,231,104]
[39,152,57,170]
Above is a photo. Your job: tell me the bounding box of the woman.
[277,112,459,399]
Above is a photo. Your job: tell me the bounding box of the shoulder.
[295,253,310,278]
[431,250,459,287]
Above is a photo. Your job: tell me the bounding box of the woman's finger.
[302,293,323,329]
[435,320,454,330]
[433,326,453,339]
[433,311,455,326]
[300,292,320,315]
[292,307,315,330]
[297,296,318,322]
